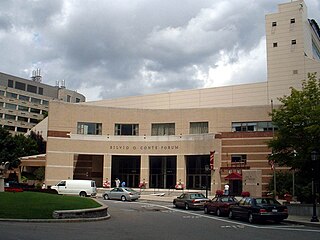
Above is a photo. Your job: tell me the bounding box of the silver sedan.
[103,187,140,201]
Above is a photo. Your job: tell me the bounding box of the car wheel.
[204,206,209,214]
[185,203,189,210]
[216,208,221,217]
[103,194,109,200]
[248,213,255,224]
[79,191,87,197]
[228,210,234,219]
[121,195,127,201]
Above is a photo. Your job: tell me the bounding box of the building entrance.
[186,155,211,190]
[73,154,104,187]
[149,156,176,189]
[111,156,141,188]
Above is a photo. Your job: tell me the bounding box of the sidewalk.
[138,193,320,228]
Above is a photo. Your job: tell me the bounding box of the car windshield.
[255,198,280,205]
[190,193,205,199]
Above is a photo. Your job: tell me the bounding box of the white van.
[51,180,97,197]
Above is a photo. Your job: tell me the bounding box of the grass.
[0,192,101,219]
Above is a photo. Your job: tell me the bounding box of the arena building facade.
[44,0,320,196]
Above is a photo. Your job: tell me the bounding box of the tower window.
[273,42,278,47]
[291,39,297,45]
[290,18,295,24]
[272,22,277,27]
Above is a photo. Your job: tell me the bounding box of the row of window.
[0,125,28,133]
[0,89,49,105]
[272,18,295,27]
[0,113,40,124]
[232,121,277,132]
[0,102,47,115]
[76,121,274,136]
[273,39,296,48]
[77,122,209,136]
[8,79,44,95]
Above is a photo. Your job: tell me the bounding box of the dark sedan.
[204,195,238,216]
[173,192,209,210]
[228,197,288,223]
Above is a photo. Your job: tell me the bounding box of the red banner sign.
[210,151,215,170]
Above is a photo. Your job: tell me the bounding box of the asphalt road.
[0,199,319,240]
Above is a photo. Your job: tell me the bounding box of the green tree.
[268,73,320,202]
[29,131,46,154]
[0,128,17,168]
[268,73,320,176]
[0,128,40,169]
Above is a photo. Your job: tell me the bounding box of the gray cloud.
[0,0,319,101]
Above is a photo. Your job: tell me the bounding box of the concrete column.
[140,155,149,188]
[103,154,112,181]
[176,155,186,185]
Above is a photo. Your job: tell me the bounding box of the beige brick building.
[43,0,320,196]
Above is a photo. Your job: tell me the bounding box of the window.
[19,95,29,101]
[29,118,39,124]
[67,95,71,102]
[27,84,37,94]
[231,154,247,164]
[293,70,298,74]
[272,21,277,27]
[0,90,5,96]
[30,108,41,114]
[7,92,17,99]
[232,121,277,132]
[4,114,16,120]
[292,39,297,45]
[76,98,80,103]
[273,42,278,47]
[42,110,48,116]
[5,103,17,110]
[15,81,26,91]
[0,101,3,107]
[31,97,41,104]
[189,122,208,134]
[115,124,139,136]
[42,100,49,105]
[18,105,29,112]
[77,122,102,135]
[17,116,28,122]
[151,123,175,136]
[17,127,28,133]
[57,181,66,187]
[38,87,43,95]
[4,125,15,131]
[290,18,295,24]
[8,79,13,88]
[232,122,256,132]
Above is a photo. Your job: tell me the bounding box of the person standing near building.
[115,178,120,188]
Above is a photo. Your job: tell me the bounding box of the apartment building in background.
[0,69,85,134]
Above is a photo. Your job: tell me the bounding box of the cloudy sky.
[0,0,319,101]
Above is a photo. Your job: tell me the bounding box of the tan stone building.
[43,0,320,196]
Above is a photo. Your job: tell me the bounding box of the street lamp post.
[310,150,319,222]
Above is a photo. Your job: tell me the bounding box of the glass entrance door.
[149,156,176,189]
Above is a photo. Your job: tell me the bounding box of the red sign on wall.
[210,151,215,170]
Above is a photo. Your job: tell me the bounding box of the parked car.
[204,195,238,216]
[173,192,209,210]
[228,197,288,223]
[103,187,140,201]
[51,180,97,197]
